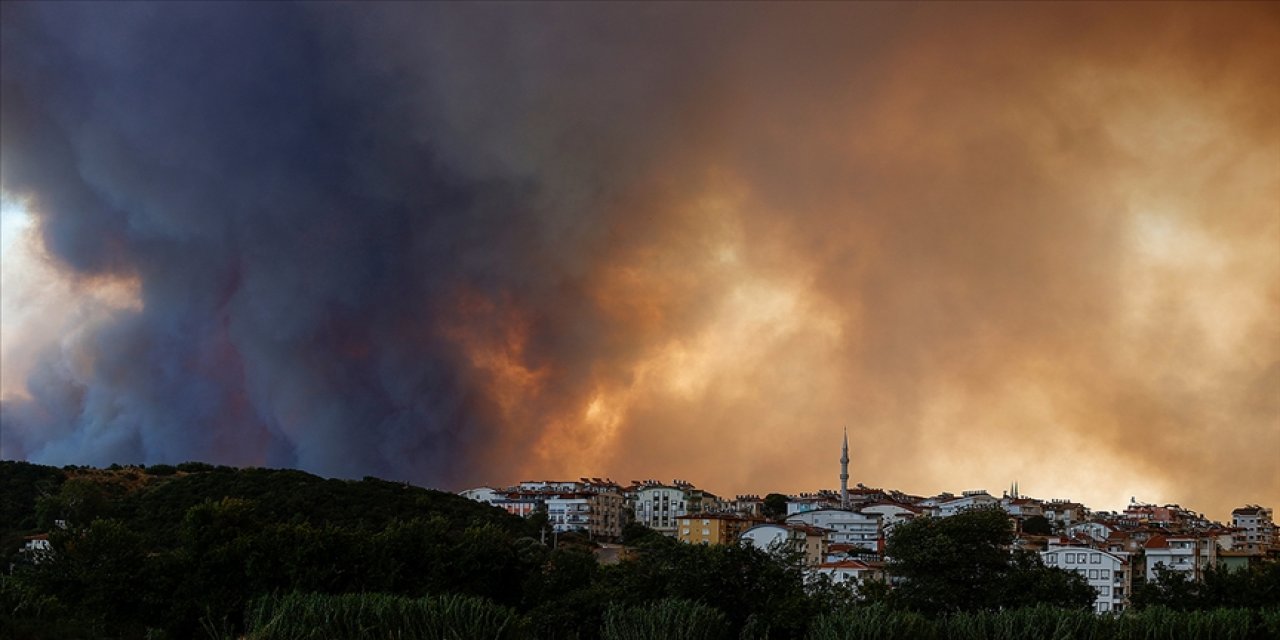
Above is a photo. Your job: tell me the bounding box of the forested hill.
[0,460,529,546]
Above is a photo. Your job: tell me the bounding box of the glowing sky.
[1,3,1277,520]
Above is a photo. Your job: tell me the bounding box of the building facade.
[1042,544,1132,613]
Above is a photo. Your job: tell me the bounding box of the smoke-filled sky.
[2,2,1277,520]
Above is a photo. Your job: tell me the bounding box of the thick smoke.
[1,3,1277,516]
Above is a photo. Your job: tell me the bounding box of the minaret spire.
[840,427,850,509]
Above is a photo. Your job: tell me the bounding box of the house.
[458,486,504,505]
[1044,500,1088,528]
[812,559,886,593]
[1001,498,1045,520]
[1066,521,1117,544]
[21,534,52,564]
[1042,543,1131,613]
[740,523,828,567]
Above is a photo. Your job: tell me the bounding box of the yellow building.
[676,514,755,545]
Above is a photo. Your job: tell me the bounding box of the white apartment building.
[786,508,882,551]
[1066,521,1117,543]
[1231,505,1275,553]
[935,491,998,518]
[633,484,691,536]
[858,502,921,533]
[1144,534,1218,582]
[1042,544,1132,614]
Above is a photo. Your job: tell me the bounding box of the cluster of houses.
[461,436,1278,615]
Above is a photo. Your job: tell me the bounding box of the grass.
[600,598,729,640]
[243,592,529,640]
[808,605,1280,640]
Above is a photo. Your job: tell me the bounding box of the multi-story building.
[676,513,755,545]
[545,489,626,540]
[1001,497,1045,520]
[858,502,921,534]
[741,523,829,566]
[1143,534,1219,582]
[468,478,626,540]
[730,495,765,518]
[1044,500,1088,529]
[632,481,695,536]
[935,490,998,518]
[786,493,841,516]
[1042,543,1132,613]
[1231,505,1274,553]
[786,508,882,552]
[1066,521,1118,544]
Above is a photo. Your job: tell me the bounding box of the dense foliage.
[809,604,1280,640]
[885,506,1095,613]
[244,592,529,640]
[2,462,1279,640]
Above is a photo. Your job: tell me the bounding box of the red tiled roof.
[819,560,873,570]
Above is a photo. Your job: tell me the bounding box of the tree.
[885,506,1091,614]
[762,493,789,521]
[1020,515,1053,536]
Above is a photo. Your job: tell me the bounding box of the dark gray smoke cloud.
[2,3,1277,515]
[1,2,564,484]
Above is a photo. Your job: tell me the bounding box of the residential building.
[858,502,921,534]
[632,481,694,536]
[812,559,886,593]
[458,486,503,505]
[936,490,998,518]
[1231,505,1274,553]
[786,508,882,552]
[1042,543,1132,614]
[740,523,829,567]
[1066,521,1118,544]
[1144,534,1218,582]
[677,513,755,545]
[1044,500,1088,529]
[480,478,626,540]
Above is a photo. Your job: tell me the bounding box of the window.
[1045,555,1056,564]
[1101,570,1110,579]
[1089,569,1099,579]
[1099,602,1110,612]
[1099,586,1110,596]
[1066,555,1075,564]
[1091,554,1101,564]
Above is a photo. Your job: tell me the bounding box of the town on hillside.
[458,434,1278,615]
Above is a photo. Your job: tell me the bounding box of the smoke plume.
[2,3,1277,517]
